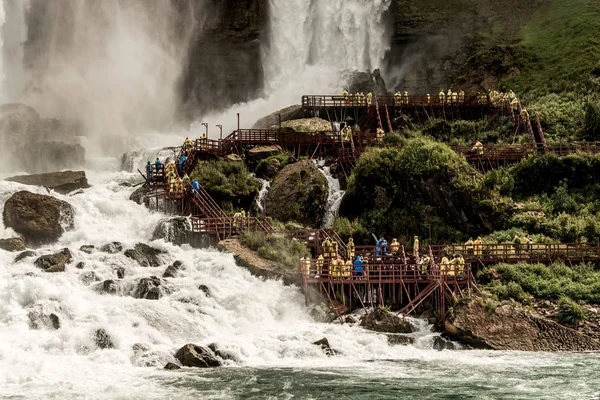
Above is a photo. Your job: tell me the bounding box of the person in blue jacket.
[376,237,385,257]
[381,238,388,256]
[353,255,364,276]
[178,155,188,174]
[192,179,200,194]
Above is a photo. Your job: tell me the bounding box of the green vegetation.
[556,296,585,326]
[240,231,310,271]
[255,154,291,176]
[482,262,600,304]
[331,217,371,244]
[190,160,260,211]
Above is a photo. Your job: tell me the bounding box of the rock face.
[278,118,331,132]
[446,300,600,351]
[348,69,389,96]
[6,171,89,194]
[0,237,26,252]
[3,191,75,246]
[163,261,184,278]
[312,337,339,356]
[387,0,549,92]
[93,328,115,349]
[361,308,413,334]
[265,160,328,226]
[17,141,85,174]
[124,243,165,267]
[174,344,222,368]
[152,218,191,245]
[252,105,303,129]
[134,276,167,300]
[100,242,123,254]
[34,248,73,272]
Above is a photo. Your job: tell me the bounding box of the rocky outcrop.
[17,141,85,174]
[348,69,389,96]
[218,239,300,285]
[152,218,191,245]
[96,279,119,295]
[79,245,95,254]
[124,243,166,267]
[265,160,328,226]
[256,157,281,179]
[27,303,61,330]
[361,308,413,334]
[207,343,237,362]
[3,191,74,246]
[164,362,181,370]
[93,328,115,349]
[278,118,331,132]
[100,242,123,254]
[252,105,303,129]
[14,250,36,263]
[80,271,100,286]
[134,276,168,300]
[34,248,73,272]
[6,171,89,194]
[163,261,184,278]
[174,343,222,368]
[445,300,600,351]
[0,237,26,252]
[312,337,339,356]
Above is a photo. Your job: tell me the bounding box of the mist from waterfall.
[196,0,393,136]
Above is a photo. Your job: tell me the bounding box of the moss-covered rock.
[265,160,328,226]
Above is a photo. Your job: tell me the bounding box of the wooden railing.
[301,95,486,108]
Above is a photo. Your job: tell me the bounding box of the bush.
[255,154,291,176]
[331,217,371,243]
[528,93,586,141]
[584,101,600,141]
[556,296,585,325]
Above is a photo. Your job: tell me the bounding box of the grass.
[507,0,600,95]
[240,231,310,271]
[556,296,585,325]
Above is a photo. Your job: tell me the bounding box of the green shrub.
[584,101,600,141]
[485,300,497,315]
[528,93,586,141]
[255,154,291,176]
[556,296,585,325]
[332,217,371,243]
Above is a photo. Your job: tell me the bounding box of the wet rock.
[432,336,456,351]
[164,362,181,370]
[174,344,222,368]
[344,315,360,324]
[14,250,36,263]
[308,303,338,323]
[114,266,125,279]
[28,306,60,330]
[100,242,123,254]
[312,337,339,356]
[207,343,238,361]
[34,248,72,273]
[361,308,413,334]
[124,243,165,267]
[129,185,153,206]
[256,157,281,179]
[132,343,150,353]
[80,271,100,286]
[79,245,95,254]
[93,328,114,349]
[6,170,89,194]
[17,141,85,174]
[265,160,328,226]
[386,334,415,346]
[96,279,119,295]
[446,299,600,351]
[252,104,303,129]
[0,237,26,252]
[3,191,74,246]
[152,217,192,245]
[75,261,85,269]
[134,276,168,300]
[163,260,184,278]
[347,68,388,96]
[198,284,211,297]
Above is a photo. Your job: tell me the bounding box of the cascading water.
[255,179,270,214]
[196,0,393,135]
[316,160,346,228]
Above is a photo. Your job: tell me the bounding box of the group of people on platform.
[341,90,373,106]
[145,137,201,195]
[438,89,466,105]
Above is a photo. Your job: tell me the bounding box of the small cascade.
[255,179,271,214]
[316,160,345,228]
[405,317,461,351]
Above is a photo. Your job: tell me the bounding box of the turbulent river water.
[0,156,599,399]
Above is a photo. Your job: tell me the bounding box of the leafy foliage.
[556,296,585,326]
[240,231,310,271]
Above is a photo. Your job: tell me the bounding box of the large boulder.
[16,141,85,174]
[277,118,331,132]
[124,243,166,267]
[0,237,26,252]
[361,308,413,334]
[152,218,192,245]
[347,69,389,96]
[445,299,600,351]
[265,160,328,226]
[3,191,74,246]
[252,104,303,129]
[34,248,73,272]
[174,344,222,368]
[6,171,89,194]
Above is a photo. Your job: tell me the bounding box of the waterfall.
[196,0,393,135]
[316,160,345,228]
[255,179,271,214]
